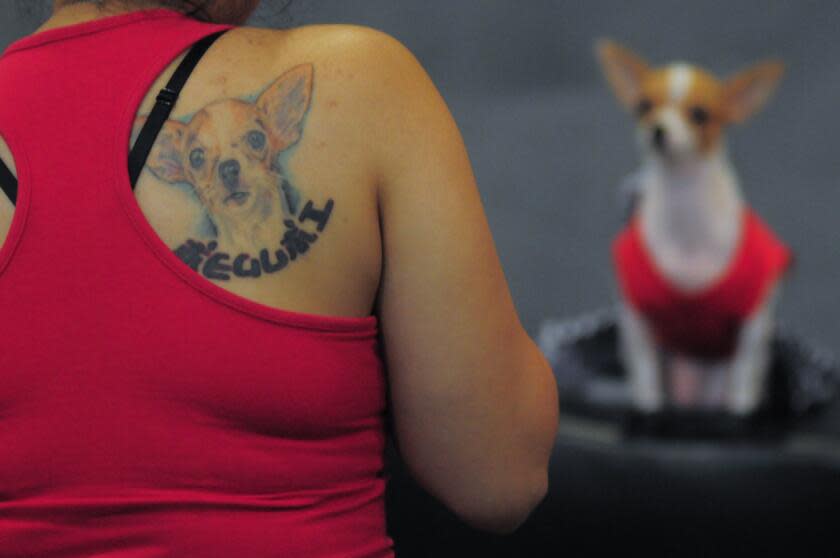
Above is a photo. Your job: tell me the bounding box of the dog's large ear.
[595,39,650,109]
[256,64,314,154]
[132,116,189,184]
[722,60,784,124]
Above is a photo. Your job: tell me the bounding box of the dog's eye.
[247,131,266,150]
[636,98,653,118]
[189,148,206,170]
[690,106,709,125]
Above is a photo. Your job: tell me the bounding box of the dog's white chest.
[637,157,744,292]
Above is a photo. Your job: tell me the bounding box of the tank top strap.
[128,29,229,188]
[0,11,236,203]
[0,25,222,207]
[0,12,236,274]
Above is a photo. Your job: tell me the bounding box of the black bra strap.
[0,158,15,205]
[128,29,229,189]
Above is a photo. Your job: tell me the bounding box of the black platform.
[384,310,840,556]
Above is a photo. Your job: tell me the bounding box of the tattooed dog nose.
[219,159,240,190]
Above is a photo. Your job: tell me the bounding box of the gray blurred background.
[3,0,839,349]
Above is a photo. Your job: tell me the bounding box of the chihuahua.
[132,64,313,257]
[596,40,791,416]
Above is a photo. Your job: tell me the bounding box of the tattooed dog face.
[137,64,313,228]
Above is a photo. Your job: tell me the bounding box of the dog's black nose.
[219,159,240,190]
[652,126,666,151]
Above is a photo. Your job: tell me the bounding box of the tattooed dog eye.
[189,148,206,170]
[247,130,266,150]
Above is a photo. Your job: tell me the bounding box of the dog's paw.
[725,390,761,417]
[631,387,665,413]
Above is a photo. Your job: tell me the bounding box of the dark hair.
[153,1,216,22]
[17,1,293,25]
[48,1,228,23]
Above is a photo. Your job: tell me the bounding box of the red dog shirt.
[613,208,791,360]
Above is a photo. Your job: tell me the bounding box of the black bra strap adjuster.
[155,87,178,107]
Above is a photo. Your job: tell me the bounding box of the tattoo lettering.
[281,219,318,261]
[173,198,333,281]
[298,199,334,232]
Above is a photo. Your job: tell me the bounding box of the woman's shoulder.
[228,22,426,92]
[239,22,411,58]
[214,21,440,173]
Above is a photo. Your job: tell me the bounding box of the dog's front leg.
[618,302,664,412]
[726,284,780,416]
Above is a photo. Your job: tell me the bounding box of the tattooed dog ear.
[256,64,314,156]
[137,117,189,184]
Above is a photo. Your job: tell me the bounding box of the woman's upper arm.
[333,27,557,530]
[369,30,526,366]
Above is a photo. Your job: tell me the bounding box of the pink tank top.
[0,9,393,557]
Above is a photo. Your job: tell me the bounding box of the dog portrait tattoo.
[134,63,334,281]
